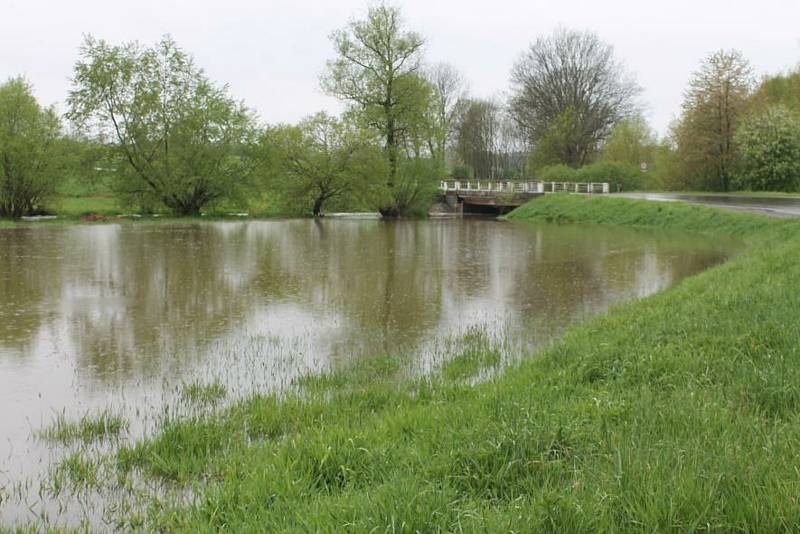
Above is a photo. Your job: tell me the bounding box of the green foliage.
[600,114,656,167]
[576,161,642,191]
[264,113,388,215]
[68,35,256,216]
[451,165,472,180]
[750,69,800,113]
[392,157,442,217]
[322,4,425,191]
[535,164,578,182]
[0,77,62,218]
[527,107,584,169]
[734,105,800,191]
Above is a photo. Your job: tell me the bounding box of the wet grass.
[50,453,101,492]
[40,412,128,444]
[36,196,800,530]
[181,381,227,406]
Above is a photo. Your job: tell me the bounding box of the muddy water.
[0,218,736,527]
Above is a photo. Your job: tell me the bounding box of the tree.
[322,3,425,212]
[455,98,527,180]
[509,29,639,167]
[270,113,387,216]
[424,63,468,163]
[455,99,503,179]
[0,78,61,218]
[734,105,800,191]
[68,35,256,216]
[600,114,656,167]
[674,50,753,191]
[750,69,800,113]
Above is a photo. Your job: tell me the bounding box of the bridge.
[439,180,611,214]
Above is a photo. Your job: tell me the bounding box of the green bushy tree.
[68,35,256,216]
[734,105,800,191]
[0,78,61,218]
[268,113,388,216]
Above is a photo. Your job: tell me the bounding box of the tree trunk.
[312,196,324,217]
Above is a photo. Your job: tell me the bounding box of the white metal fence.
[439,180,610,194]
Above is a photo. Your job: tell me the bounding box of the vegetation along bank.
[75,195,797,531]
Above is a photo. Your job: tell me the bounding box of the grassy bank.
[64,197,800,530]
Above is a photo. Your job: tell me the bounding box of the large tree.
[455,98,527,180]
[674,49,753,191]
[322,3,425,211]
[68,35,256,216]
[0,78,61,218]
[268,113,387,216]
[424,63,468,164]
[509,29,639,167]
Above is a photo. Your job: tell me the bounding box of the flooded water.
[0,218,736,527]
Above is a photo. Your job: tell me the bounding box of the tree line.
[2,3,800,219]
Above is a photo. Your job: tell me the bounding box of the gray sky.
[4,0,800,136]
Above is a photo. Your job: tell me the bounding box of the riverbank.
[23,195,800,531]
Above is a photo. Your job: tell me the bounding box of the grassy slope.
[114,196,800,531]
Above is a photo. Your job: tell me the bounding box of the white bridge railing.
[439,180,610,194]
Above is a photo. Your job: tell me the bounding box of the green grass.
[50,195,124,217]
[45,196,800,530]
[646,190,800,198]
[40,411,128,444]
[181,381,228,406]
[50,453,101,492]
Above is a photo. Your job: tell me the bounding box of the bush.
[734,105,800,191]
[392,158,442,217]
[536,164,578,182]
[576,161,642,191]
[451,165,472,180]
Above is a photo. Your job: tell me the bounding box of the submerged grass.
[181,381,227,406]
[98,196,800,530]
[40,411,128,444]
[50,453,101,492]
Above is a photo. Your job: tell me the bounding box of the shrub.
[576,161,642,191]
[451,165,472,180]
[734,105,800,191]
[536,164,578,182]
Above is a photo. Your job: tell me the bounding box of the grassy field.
[26,195,800,531]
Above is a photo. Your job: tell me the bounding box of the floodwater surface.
[0,218,736,527]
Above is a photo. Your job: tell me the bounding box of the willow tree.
[322,4,424,213]
[510,29,639,167]
[268,113,387,216]
[68,36,255,215]
[0,78,61,218]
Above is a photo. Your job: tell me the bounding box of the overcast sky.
[3,0,799,136]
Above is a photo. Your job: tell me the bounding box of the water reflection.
[0,219,735,380]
